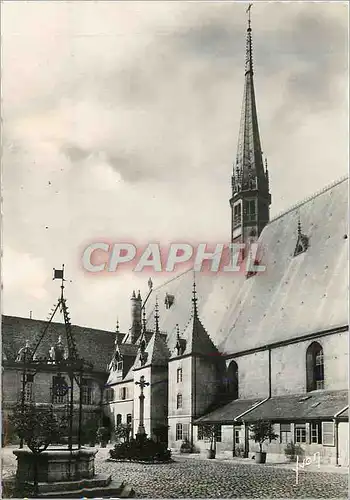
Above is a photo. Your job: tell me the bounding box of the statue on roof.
[15,340,34,363]
[54,335,65,363]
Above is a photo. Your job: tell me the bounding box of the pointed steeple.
[176,283,219,357]
[230,6,271,244]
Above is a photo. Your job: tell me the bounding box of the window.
[280,423,292,444]
[116,414,122,426]
[127,414,132,425]
[82,379,92,405]
[322,422,335,446]
[52,376,69,404]
[310,422,322,444]
[215,425,222,443]
[295,423,306,443]
[176,393,183,409]
[120,387,128,400]
[235,426,241,444]
[177,368,183,383]
[183,423,189,440]
[197,426,204,441]
[233,203,242,227]
[176,423,183,441]
[306,342,324,392]
[245,199,256,222]
[226,361,238,400]
[105,387,114,402]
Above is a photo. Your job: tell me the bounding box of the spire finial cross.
[135,375,150,393]
[246,3,253,28]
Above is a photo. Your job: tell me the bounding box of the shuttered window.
[322,422,335,446]
[183,423,189,440]
[280,423,291,444]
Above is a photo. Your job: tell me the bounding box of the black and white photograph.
[1,1,348,498]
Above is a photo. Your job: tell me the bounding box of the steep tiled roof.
[194,398,263,424]
[181,314,219,357]
[2,315,115,373]
[146,331,170,366]
[242,390,348,422]
[145,178,348,355]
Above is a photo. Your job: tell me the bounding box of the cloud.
[2,1,348,331]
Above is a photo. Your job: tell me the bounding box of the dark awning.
[194,398,263,425]
[242,390,348,422]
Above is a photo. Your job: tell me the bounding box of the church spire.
[230,5,271,244]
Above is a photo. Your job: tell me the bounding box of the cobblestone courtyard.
[2,447,348,498]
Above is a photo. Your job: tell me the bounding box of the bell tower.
[230,6,271,244]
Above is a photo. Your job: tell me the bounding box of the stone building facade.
[103,17,349,466]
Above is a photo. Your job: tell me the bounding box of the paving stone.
[2,447,348,498]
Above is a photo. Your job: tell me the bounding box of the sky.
[2,1,348,334]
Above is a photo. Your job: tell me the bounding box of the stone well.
[13,447,97,484]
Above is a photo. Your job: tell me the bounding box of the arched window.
[226,361,239,399]
[306,342,324,392]
[116,414,122,426]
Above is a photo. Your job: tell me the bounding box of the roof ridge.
[2,314,116,335]
[269,175,348,224]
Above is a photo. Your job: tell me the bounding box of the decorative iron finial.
[137,290,141,301]
[192,278,198,317]
[142,307,147,333]
[53,265,65,300]
[245,3,253,74]
[154,297,160,334]
[298,215,302,236]
[116,318,120,334]
[148,277,153,291]
[176,323,180,340]
[246,3,253,29]
[132,290,136,299]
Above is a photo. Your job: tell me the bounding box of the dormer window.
[294,219,309,257]
[294,233,309,256]
[176,339,186,357]
[165,293,175,309]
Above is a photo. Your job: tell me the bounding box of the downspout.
[268,348,272,398]
[333,405,349,466]
[192,356,196,449]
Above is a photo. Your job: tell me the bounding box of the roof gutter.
[234,397,270,422]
